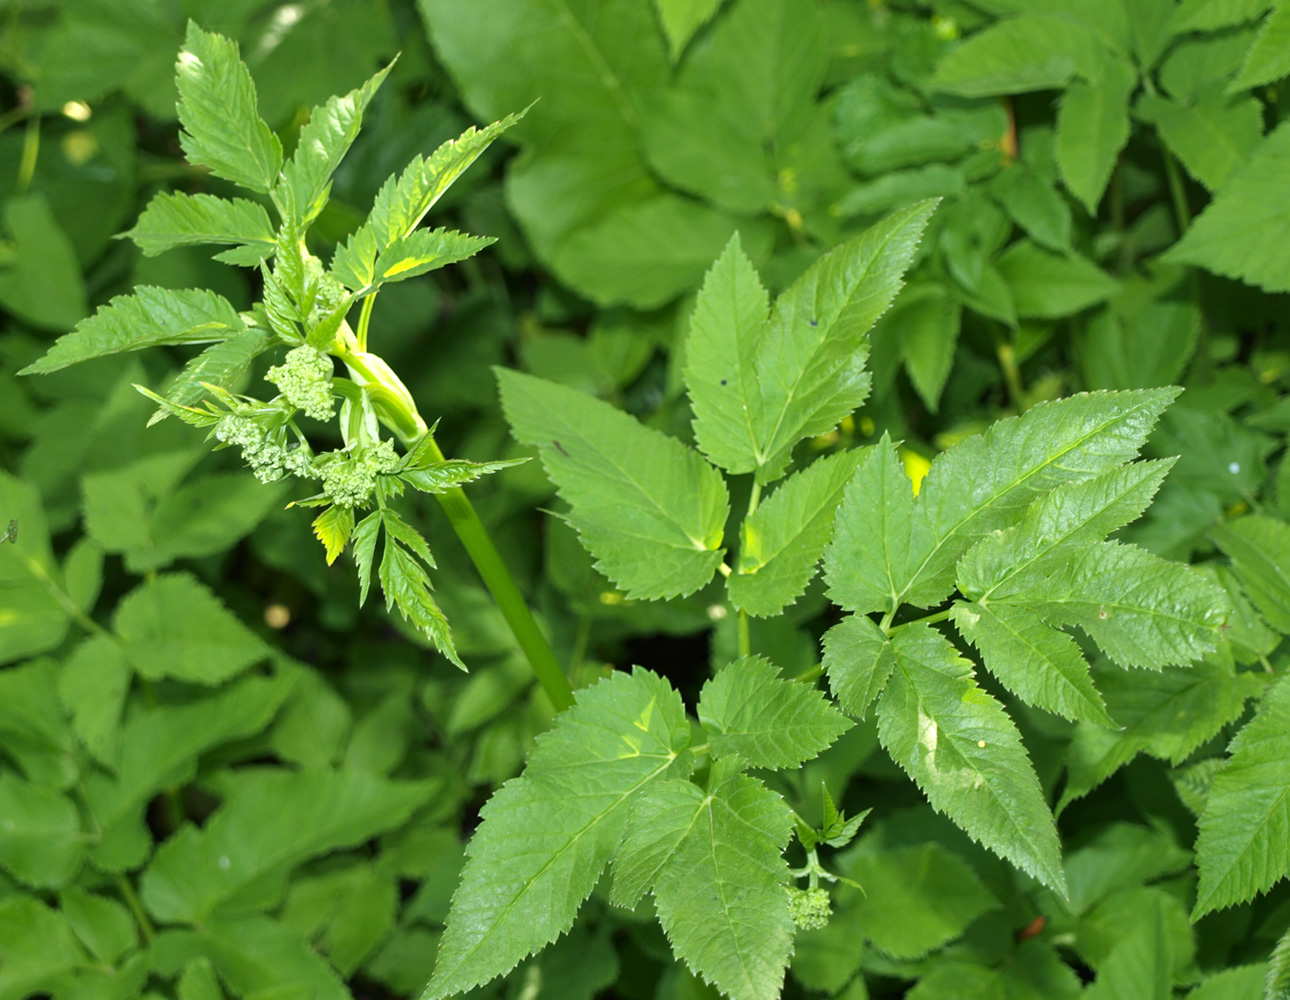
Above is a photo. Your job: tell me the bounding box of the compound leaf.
[20,287,246,375]
[698,655,852,769]
[175,22,282,193]
[498,369,729,600]
[426,669,691,998]
[125,193,276,265]
[876,623,1066,895]
[729,448,866,616]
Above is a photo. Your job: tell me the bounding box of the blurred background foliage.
[0,1,1288,998]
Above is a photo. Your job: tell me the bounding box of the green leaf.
[0,195,88,331]
[838,843,998,959]
[379,520,462,669]
[639,762,794,1000]
[952,602,1112,726]
[1081,893,1171,1000]
[175,22,282,193]
[685,202,937,482]
[1136,91,1264,192]
[907,941,1082,1000]
[372,228,496,288]
[1163,122,1290,292]
[931,16,1107,97]
[58,635,130,767]
[897,285,962,413]
[1193,672,1290,917]
[113,572,272,685]
[1062,822,1193,916]
[1211,515,1290,633]
[312,506,354,566]
[1172,0,1272,31]
[125,193,277,265]
[1056,59,1136,213]
[498,369,729,600]
[400,458,527,495]
[698,655,852,769]
[0,660,77,789]
[821,613,896,719]
[19,286,246,376]
[0,473,70,664]
[140,769,435,923]
[1229,1,1290,91]
[426,669,691,998]
[59,888,136,965]
[653,0,724,60]
[277,63,392,227]
[991,162,1073,252]
[876,623,1067,894]
[0,895,86,1000]
[153,330,272,418]
[0,776,84,889]
[996,241,1117,318]
[1269,926,1290,1000]
[729,449,866,616]
[331,114,520,291]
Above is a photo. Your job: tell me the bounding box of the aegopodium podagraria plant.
[20,21,1238,1000]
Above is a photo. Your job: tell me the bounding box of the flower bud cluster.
[214,415,311,484]
[787,886,832,930]
[319,439,401,507]
[266,345,335,420]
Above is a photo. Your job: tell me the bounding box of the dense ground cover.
[1,1,1289,998]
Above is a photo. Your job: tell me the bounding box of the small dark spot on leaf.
[809,318,818,327]
[553,440,570,457]
[720,379,728,386]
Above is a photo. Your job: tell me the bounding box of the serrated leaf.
[648,763,794,1000]
[1163,122,1290,292]
[156,330,272,418]
[931,16,1107,97]
[1171,0,1272,31]
[996,241,1117,318]
[113,572,272,685]
[19,286,246,375]
[426,669,691,998]
[57,636,129,768]
[140,769,434,924]
[729,449,865,616]
[876,623,1066,894]
[379,533,460,669]
[312,506,354,566]
[1211,515,1290,633]
[400,458,526,494]
[821,613,896,719]
[698,655,852,769]
[839,843,998,960]
[1193,672,1290,917]
[125,192,276,264]
[175,22,282,193]
[1136,91,1264,192]
[498,368,729,600]
[59,888,136,965]
[0,776,84,888]
[352,511,382,607]
[0,895,86,999]
[372,228,495,287]
[1269,925,1290,1000]
[277,63,392,227]
[685,202,936,482]
[332,114,520,291]
[954,602,1111,726]
[1056,59,1135,213]
[1229,1,1290,91]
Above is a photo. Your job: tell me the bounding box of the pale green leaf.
[839,843,998,959]
[498,369,729,600]
[821,613,896,720]
[379,527,462,669]
[312,506,353,566]
[277,63,392,226]
[931,16,1107,97]
[729,449,865,616]
[991,162,1073,252]
[400,458,527,495]
[698,655,852,769]
[140,769,435,923]
[113,572,271,684]
[1194,672,1290,917]
[996,241,1117,318]
[426,669,691,998]
[649,762,794,1000]
[19,287,246,376]
[1062,822,1192,916]
[653,0,724,60]
[0,660,77,789]
[0,776,84,888]
[175,22,282,193]
[1056,59,1136,213]
[876,623,1066,894]
[1136,91,1264,191]
[1229,1,1290,91]
[125,192,276,264]
[372,228,495,288]
[951,602,1112,726]
[1163,122,1290,292]
[1211,515,1290,633]
[331,114,520,291]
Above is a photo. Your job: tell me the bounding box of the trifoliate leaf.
[1055,59,1135,213]
[113,572,271,685]
[698,656,852,769]
[1193,672,1290,917]
[426,669,691,998]
[125,192,276,265]
[19,287,246,375]
[140,769,435,923]
[0,776,84,888]
[498,368,729,600]
[1211,515,1290,633]
[821,613,896,720]
[876,623,1067,895]
[729,449,866,616]
[175,22,282,193]
[685,202,936,483]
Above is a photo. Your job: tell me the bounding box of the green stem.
[792,663,823,684]
[888,607,954,634]
[421,434,573,712]
[356,294,377,353]
[737,609,751,659]
[15,113,39,196]
[1162,148,1191,235]
[18,549,104,636]
[115,873,155,944]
